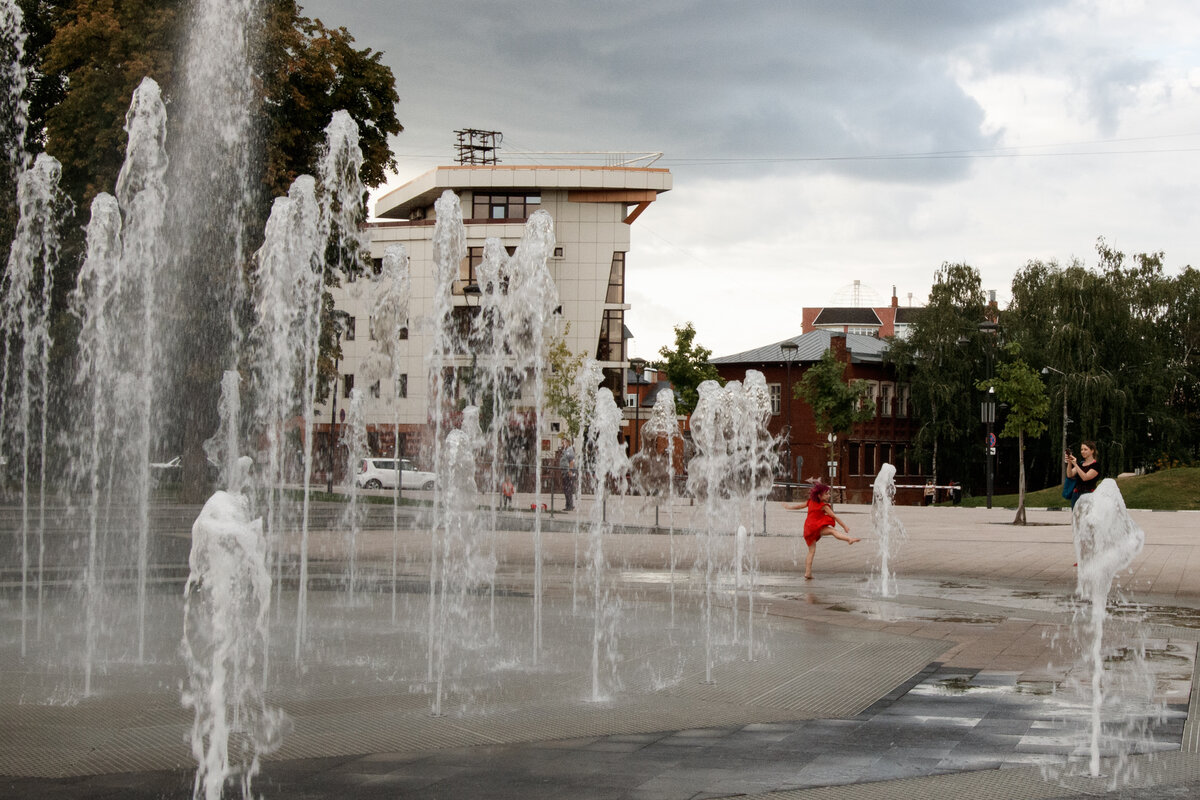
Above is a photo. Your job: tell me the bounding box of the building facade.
[314,163,671,478]
[710,331,924,504]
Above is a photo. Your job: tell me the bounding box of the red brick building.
[710,331,924,504]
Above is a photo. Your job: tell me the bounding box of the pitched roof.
[710,330,887,366]
[812,307,882,326]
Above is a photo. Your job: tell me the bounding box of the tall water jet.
[471,237,516,628]
[586,387,629,701]
[206,370,244,486]
[247,109,367,660]
[0,0,30,172]
[426,190,466,681]
[360,243,410,622]
[1,152,62,655]
[115,77,169,662]
[430,411,492,716]
[249,174,323,659]
[339,387,368,604]
[637,388,681,625]
[569,357,603,612]
[870,463,906,597]
[182,459,283,800]
[167,0,264,494]
[688,372,777,682]
[1071,478,1154,782]
[70,193,121,696]
[502,210,558,662]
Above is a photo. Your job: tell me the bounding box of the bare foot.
[804,574,813,580]
[848,537,861,544]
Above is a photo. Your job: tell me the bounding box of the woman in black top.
[1066,440,1101,494]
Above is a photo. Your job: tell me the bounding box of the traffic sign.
[987,432,997,448]
[988,447,996,455]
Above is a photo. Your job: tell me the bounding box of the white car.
[354,458,437,491]
[149,455,221,483]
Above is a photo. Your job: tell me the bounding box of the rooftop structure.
[317,158,672,471]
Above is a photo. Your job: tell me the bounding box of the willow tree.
[886,262,989,487]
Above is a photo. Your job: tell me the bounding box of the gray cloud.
[300,0,1055,183]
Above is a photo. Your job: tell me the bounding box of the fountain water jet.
[182,461,283,800]
[637,387,682,625]
[570,357,603,612]
[2,152,62,656]
[687,372,777,681]
[360,243,411,622]
[430,411,493,716]
[1069,478,1159,784]
[339,388,368,604]
[586,387,629,701]
[870,463,907,597]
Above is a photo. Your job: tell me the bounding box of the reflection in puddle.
[1112,603,1200,629]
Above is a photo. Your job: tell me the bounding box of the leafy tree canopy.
[37,0,400,212]
[885,262,989,482]
[653,322,722,415]
[545,323,590,441]
[794,346,874,439]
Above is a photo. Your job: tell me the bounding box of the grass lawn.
[956,466,1200,511]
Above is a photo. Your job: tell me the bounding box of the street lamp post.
[982,386,996,509]
[780,340,798,486]
[826,432,837,500]
[629,357,647,455]
[1041,366,1069,483]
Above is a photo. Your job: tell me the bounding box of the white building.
[315,162,672,469]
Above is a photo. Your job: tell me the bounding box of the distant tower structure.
[831,279,882,308]
[454,129,502,165]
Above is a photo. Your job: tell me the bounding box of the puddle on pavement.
[1112,603,1200,629]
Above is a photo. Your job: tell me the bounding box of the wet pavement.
[3,500,1200,799]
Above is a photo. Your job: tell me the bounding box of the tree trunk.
[930,402,939,488]
[1012,431,1027,525]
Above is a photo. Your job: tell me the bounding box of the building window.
[625,394,637,408]
[396,374,408,398]
[596,309,624,363]
[848,442,861,476]
[369,380,381,399]
[471,193,541,221]
[898,384,910,418]
[399,326,408,340]
[462,245,515,292]
[769,383,781,415]
[880,383,892,417]
[606,252,625,304]
[344,316,356,341]
[342,374,354,399]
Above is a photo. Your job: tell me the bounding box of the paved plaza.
[2,496,1200,799]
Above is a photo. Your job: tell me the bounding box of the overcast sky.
[299,0,1200,359]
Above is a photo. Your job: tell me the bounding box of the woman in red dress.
[783,479,859,580]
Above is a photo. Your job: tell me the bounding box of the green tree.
[886,262,989,486]
[1001,240,1180,478]
[2,0,68,265]
[654,322,722,415]
[33,0,401,497]
[794,346,874,478]
[978,352,1048,524]
[545,323,590,441]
